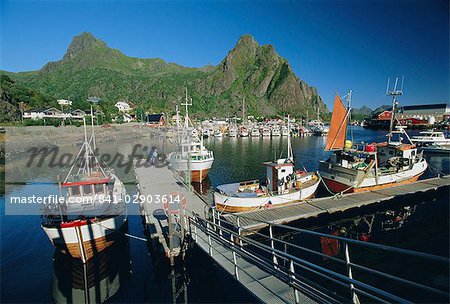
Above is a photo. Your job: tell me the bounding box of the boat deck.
[222,175,450,233]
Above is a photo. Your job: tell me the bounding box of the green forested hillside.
[2,32,328,121]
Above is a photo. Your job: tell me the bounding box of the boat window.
[94,183,104,194]
[281,169,286,173]
[71,186,81,196]
[83,184,93,195]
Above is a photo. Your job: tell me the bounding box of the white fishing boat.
[228,126,238,137]
[214,116,320,212]
[202,128,210,138]
[251,128,260,137]
[411,131,450,147]
[228,127,238,137]
[261,127,271,137]
[281,126,290,136]
[214,129,223,138]
[271,126,281,137]
[239,126,249,137]
[168,89,214,183]
[309,120,329,135]
[41,112,127,264]
[319,82,428,194]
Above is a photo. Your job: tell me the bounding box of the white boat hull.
[42,214,127,263]
[319,159,427,193]
[214,179,320,212]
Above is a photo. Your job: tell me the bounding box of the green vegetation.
[1,32,329,123]
[0,74,57,122]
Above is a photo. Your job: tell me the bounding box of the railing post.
[193,220,198,243]
[269,224,279,267]
[344,242,360,304]
[231,233,239,280]
[236,217,243,247]
[214,208,223,238]
[207,221,213,256]
[289,260,300,304]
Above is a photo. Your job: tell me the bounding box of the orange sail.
[325,94,348,150]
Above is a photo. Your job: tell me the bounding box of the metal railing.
[186,209,449,304]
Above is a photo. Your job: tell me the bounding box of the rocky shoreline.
[2,123,152,162]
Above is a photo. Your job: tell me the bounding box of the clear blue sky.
[1,0,448,109]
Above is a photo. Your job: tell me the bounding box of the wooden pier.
[134,163,210,259]
[222,175,450,233]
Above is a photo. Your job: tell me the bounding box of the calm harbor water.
[1,127,449,303]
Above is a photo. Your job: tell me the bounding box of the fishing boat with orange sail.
[318,78,428,194]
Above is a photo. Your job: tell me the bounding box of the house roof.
[401,103,449,112]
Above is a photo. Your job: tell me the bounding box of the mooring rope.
[96,221,148,242]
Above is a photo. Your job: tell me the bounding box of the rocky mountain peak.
[63,32,107,61]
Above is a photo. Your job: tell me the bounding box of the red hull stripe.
[62,178,110,187]
[60,218,98,228]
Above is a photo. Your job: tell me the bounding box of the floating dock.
[222,175,450,233]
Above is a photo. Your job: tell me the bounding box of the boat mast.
[82,116,91,176]
[347,90,353,143]
[87,96,100,150]
[287,115,293,161]
[183,87,190,129]
[242,97,246,125]
[386,77,404,143]
[90,105,96,150]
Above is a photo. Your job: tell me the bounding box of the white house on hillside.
[115,101,131,112]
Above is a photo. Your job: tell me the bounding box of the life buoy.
[286,175,291,182]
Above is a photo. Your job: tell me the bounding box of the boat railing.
[186,209,449,303]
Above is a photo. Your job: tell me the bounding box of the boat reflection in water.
[51,230,131,303]
[319,205,418,258]
[191,178,211,195]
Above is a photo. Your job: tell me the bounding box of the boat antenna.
[386,77,403,143]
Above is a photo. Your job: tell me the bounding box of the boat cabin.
[376,143,417,168]
[264,159,294,195]
[63,177,111,200]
